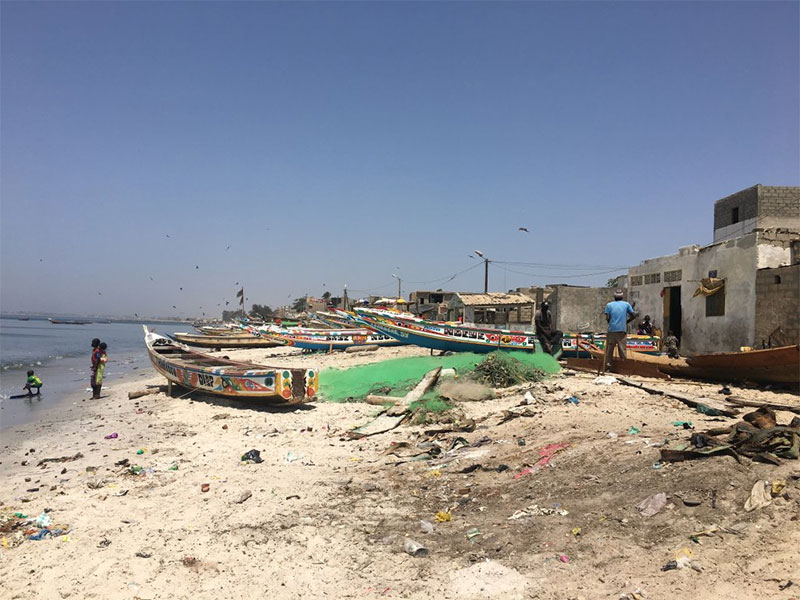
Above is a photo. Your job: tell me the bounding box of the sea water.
[0,318,187,428]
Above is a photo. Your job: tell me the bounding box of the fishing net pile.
[319,351,559,403]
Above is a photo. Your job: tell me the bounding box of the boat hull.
[172,332,282,348]
[144,327,317,402]
[661,345,799,385]
[355,308,556,356]
[264,330,403,351]
[561,333,661,358]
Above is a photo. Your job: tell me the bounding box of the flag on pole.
[236,287,244,306]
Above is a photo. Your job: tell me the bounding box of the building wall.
[549,286,616,333]
[629,234,762,355]
[758,186,800,231]
[754,265,800,347]
[713,185,759,242]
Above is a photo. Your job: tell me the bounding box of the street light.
[474,250,489,293]
[391,273,402,299]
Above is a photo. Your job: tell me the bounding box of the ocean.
[0,318,190,428]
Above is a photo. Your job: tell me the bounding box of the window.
[664,269,682,283]
[706,289,725,317]
[644,273,661,284]
[630,275,643,286]
[732,207,739,224]
[774,275,782,284]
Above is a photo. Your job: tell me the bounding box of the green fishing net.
[319,351,560,403]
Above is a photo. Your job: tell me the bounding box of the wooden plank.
[617,378,739,417]
[724,396,800,415]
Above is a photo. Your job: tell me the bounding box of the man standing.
[602,289,635,373]
[534,301,563,356]
[637,315,654,335]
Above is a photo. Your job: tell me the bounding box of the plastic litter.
[34,513,52,528]
[419,520,434,534]
[522,391,535,404]
[201,483,210,493]
[136,449,145,455]
[744,480,772,512]
[465,527,481,541]
[284,451,302,464]
[637,492,667,517]
[104,433,118,439]
[241,449,264,464]
[565,396,580,405]
[558,554,569,563]
[403,538,429,557]
[673,421,693,429]
[434,511,452,523]
[628,426,641,435]
[593,375,617,385]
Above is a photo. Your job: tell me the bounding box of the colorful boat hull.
[172,332,282,348]
[263,329,404,351]
[561,333,661,358]
[144,327,317,402]
[354,308,554,355]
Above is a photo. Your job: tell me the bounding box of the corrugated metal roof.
[454,292,534,306]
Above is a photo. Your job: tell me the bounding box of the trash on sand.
[744,480,772,512]
[673,421,693,429]
[517,439,526,447]
[168,463,179,471]
[771,479,787,495]
[284,451,303,464]
[201,483,210,493]
[508,504,568,520]
[104,433,118,439]
[136,449,146,455]
[565,395,580,405]
[637,492,667,517]
[420,520,434,534]
[34,513,52,528]
[571,527,582,536]
[719,386,732,395]
[593,376,617,385]
[36,452,84,466]
[522,391,536,405]
[661,407,799,464]
[465,527,481,541]
[514,442,570,479]
[135,551,152,558]
[558,554,569,563]
[235,490,252,504]
[129,465,144,475]
[403,538,429,557]
[628,426,641,435]
[434,511,452,523]
[241,449,264,464]
[458,464,509,474]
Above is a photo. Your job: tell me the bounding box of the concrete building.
[547,285,619,333]
[628,184,799,355]
[408,290,458,319]
[447,292,536,327]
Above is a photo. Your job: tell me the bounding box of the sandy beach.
[1,346,799,600]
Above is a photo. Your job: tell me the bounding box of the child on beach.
[23,370,42,395]
[92,342,108,399]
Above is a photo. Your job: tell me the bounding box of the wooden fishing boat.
[49,318,92,325]
[660,345,800,386]
[171,332,283,349]
[561,333,661,358]
[143,327,317,402]
[354,307,558,356]
[262,328,404,351]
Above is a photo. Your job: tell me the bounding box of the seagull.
[172,305,177,309]
[149,276,153,281]
[468,255,474,259]
[225,301,229,306]
[134,313,139,317]
[235,282,239,286]
[39,258,43,262]
[166,234,170,238]
[518,227,529,233]
[98,292,102,296]
[226,245,231,251]
[179,287,183,291]
[195,265,199,269]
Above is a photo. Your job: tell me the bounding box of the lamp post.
[475,250,489,293]
[392,274,402,299]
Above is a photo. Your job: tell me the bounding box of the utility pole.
[475,250,489,293]
[392,273,402,299]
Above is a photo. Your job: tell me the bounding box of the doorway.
[662,286,682,342]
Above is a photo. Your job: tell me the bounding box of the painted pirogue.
[143,327,317,402]
[353,307,559,356]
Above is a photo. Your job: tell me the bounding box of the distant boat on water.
[49,318,93,325]
[17,317,30,321]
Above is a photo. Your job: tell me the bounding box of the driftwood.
[344,345,379,353]
[388,367,442,416]
[348,368,443,438]
[365,395,401,406]
[617,378,739,418]
[128,387,163,400]
[725,396,800,415]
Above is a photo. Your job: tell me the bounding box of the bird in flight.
[195,265,199,269]
[166,234,170,238]
[98,292,102,295]
[149,276,154,281]
[172,305,177,309]
[179,287,183,291]
[518,227,529,233]
[226,245,231,251]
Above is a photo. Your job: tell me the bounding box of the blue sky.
[1,1,797,317]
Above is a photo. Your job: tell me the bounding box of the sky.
[1,1,798,318]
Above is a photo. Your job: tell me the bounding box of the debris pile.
[1,509,70,548]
